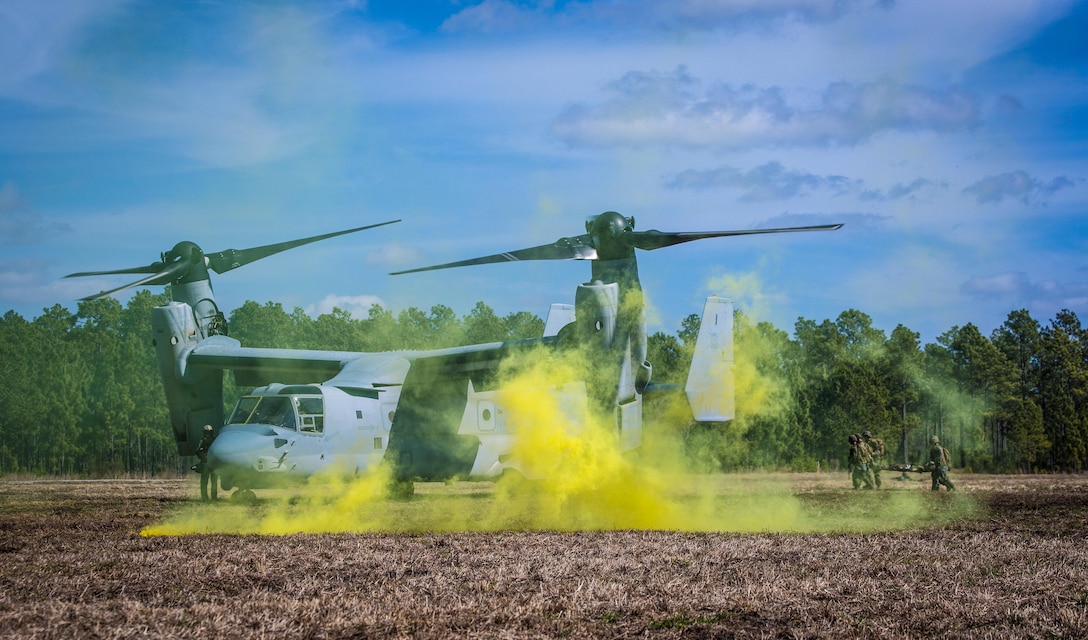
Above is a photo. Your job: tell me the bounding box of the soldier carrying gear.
[926,435,955,492]
[861,430,886,489]
[855,433,874,464]
[848,434,875,490]
[196,424,219,501]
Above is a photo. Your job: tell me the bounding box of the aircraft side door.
[476,399,497,432]
[378,401,397,453]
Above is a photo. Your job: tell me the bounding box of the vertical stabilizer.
[685,296,734,422]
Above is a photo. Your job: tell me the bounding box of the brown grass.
[1,474,1087,638]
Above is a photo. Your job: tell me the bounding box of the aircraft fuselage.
[208,383,398,490]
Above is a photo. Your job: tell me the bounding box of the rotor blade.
[206,219,401,274]
[76,259,194,301]
[391,234,597,275]
[627,223,843,251]
[65,263,165,278]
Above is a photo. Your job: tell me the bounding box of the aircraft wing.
[183,336,398,387]
[182,335,552,389]
[383,336,560,481]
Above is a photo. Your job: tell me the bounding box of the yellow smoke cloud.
[142,277,979,537]
[485,345,688,531]
[143,338,979,538]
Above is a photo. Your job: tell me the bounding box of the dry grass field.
[1,473,1087,639]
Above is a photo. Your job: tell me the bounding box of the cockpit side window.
[228,396,261,425]
[229,396,297,431]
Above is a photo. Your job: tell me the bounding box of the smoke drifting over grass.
[143,469,978,536]
[144,275,980,537]
[144,341,977,536]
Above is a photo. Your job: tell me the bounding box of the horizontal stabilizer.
[543,303,575,337]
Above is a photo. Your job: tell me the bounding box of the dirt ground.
[1,473,1086,639]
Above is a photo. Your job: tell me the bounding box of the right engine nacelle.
[152,301,228,456]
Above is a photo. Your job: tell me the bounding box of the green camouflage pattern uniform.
[848,436,875,490]
[928,438,955,492]
[197,427,218,501]
[863,432,885,489]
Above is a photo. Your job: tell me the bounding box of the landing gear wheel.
[232,489,258,504]
[388,480,415,500]
[498,469,531,495]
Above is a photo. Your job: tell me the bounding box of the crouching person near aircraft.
[196,424,218,501]
[926,435,955,492]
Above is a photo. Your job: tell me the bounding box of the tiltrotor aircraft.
[67,213,839,498]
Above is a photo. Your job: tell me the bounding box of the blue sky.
[1,0,1085,344]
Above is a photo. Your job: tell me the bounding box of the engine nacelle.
[574,280,643,448]
[574,281,619,349]
[152,301,229,456]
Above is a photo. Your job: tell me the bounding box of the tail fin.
[684,296,734,422]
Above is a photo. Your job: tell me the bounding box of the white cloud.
[304,294,386,319]
[859,178,949,202]
[961,271,1031,297]
[0,257,95,311]
[962,171,1076,204]
[962,271,1088,309]
[759,211,890,232]
[0,181,22,212]
[954,268,1088,332]
[441,0,544,34]
[365,243,426,268]
[665,161,855,201]
[552,69,980,149]
[0,182,70,246]
[636,0,862,25]
[442,0,872,35]
[0,0,130,95]
[2,3,358,168]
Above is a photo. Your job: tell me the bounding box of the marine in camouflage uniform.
[848,434,875,490]
[927,435,955,492]
[862,430,886,489]
[196,424,218,501]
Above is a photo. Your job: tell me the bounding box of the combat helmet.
[848,434,858,444]
[930,435,939,444]
[862,430,872,438]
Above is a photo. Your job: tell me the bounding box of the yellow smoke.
[142,276,979,536]
[486,345,689,531]
[143,341,978,538]
[705,271,779,421]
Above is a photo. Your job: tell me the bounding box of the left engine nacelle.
[152,301,228,456]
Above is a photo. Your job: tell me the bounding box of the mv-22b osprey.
[68,213,839,498]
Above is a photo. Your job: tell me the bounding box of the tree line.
[1,291,1084,476]
[688,308,1075,474]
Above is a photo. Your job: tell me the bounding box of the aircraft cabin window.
[297,397,323,415]
[296,396,324,434]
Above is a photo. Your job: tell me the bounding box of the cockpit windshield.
[228,396,297,431]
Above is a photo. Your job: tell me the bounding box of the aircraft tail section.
[684,296,734,422]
